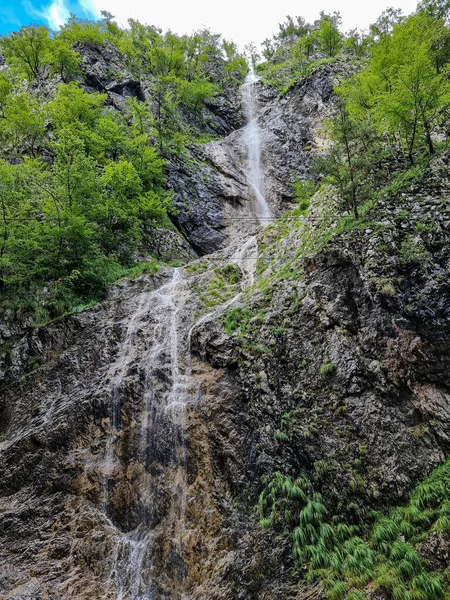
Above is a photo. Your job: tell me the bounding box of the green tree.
[277,15,310,40]
[316,100,376,219]
[48,83,107,156]
[369,7,404,40]
[99,159,143,257]
[290,42,308,75]
[0,73,12,118]
[1,92,46,157]
[118,20,162,78]
[1,26,52,80]
[261,38,276,60]
[178,78,217,113]
[0,159,44,287]
[100,11,124,44]
[0,161,17,277]
[417,0,450,20]
[94,111,128,162]
[148,76,186,153]
[303,30,319,58]
[48,83,106,131]
[244,42,261,66]
[362,12,450,162]
[318,12,342,57]
[47,38,81,82]
[59,16,105,46]
[344,29,370,57]
[124,98,167,188]
[19,134,103,288]
[49,130,101,216]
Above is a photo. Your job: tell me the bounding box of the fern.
[370,518,399,551]
[258,459,450,600]
[411,573,444,600]
[391,583,411,600]
[320,522,336,548]
[346,591,369,600]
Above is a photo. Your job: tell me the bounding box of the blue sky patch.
[0,0,100,35]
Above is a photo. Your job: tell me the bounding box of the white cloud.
[22,0,70,30]
[85,0,419,49]
[46,0,70,29]
[78,0,101,19]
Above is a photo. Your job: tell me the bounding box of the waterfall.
[99,69,270,600]
[101,239,259,598]
[242,68,272,224]
[101,268,190,599]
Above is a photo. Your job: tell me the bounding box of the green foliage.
[275,430,290,442]
[343,12,450,164]
[312,9,450,222]
[46,39,81,82]
[58,17,106,46]
[318,12,343,57]
[0,73,13,116]
[293,179,317,215]
[380,282,396,296]
[197,264,243,309]
[1,26,52,80]
[258,458,450,599]
[48,82,106,133]
[221,307,254,335]
[0,18,248,323]
[315,100,377,219]
[255,10,366,91]
[0,92,46,157]
[0,88,171,322]
[399,235,431,266]
[320,361,337,378]
[178,78,217,113]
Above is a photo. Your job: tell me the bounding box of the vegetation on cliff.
[0,16,246,324]
[1,1,450,598]
[258,461,450,600]
[225,2,450,596]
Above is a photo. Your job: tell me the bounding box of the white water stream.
[101,269,189,599]
[100,67,270,599]
[242,68,272,224]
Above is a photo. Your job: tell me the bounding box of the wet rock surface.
[0,241,257,598]
[169,64,340,255]
[192,155,450,596]
[3,50,450,600]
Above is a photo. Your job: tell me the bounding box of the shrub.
[320,361,337,378]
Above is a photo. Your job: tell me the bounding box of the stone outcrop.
[170,63,344,255]
[3,49,450,600]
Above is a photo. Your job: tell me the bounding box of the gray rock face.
[74,41,146,106]
[0,243,257,599]
[4,47,450,600]
[143,227,194,262]
[190,165,450,594]
[27,40,342,259]
[169,64,341,255]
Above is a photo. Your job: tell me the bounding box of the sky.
[0,0,420,49]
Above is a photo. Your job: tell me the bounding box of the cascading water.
[101,243,260,599]
[100,268,191,599]
[98,67,272,600]
[242,68,272,224]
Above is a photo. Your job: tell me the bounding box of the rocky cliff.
[1,50,450,600]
